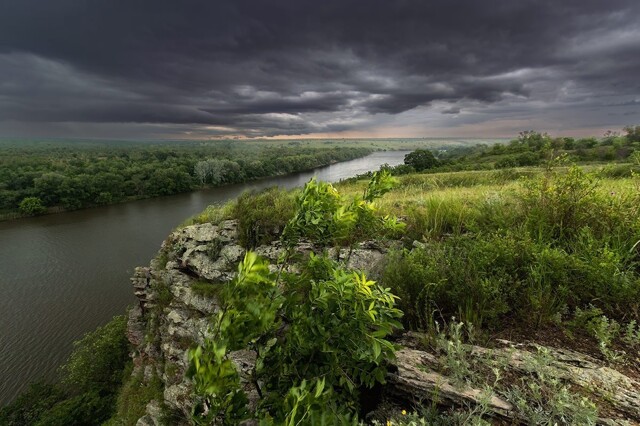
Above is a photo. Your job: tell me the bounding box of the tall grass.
[379,165,640,331]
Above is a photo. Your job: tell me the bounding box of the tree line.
[378,127,640,176]
[444,127,640,170]
[0,140,371,218]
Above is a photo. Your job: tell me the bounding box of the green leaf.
[314,377,326,398]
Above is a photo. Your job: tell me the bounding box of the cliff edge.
[126,220,640,425]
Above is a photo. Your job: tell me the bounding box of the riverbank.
[0,145,374,222]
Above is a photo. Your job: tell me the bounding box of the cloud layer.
[1,0,639,138]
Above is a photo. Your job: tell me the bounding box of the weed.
[503,347,598,425]
[180,201,236,227]
[434,320,475,388]
[154,247,169,269]
[153,280,173,311]
[205,238,224,260]
[587,316,623,363]
[622,320,640,348]
[105,370,164,426]
[234,187,296,248]
[190,280,222,299]
[574,308,640,361]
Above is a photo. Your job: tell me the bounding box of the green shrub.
[384,222,640,332]
[105,369,164,426]
[33,390,114,426]
[1,315,130,426]
[525,246,574,326]
[61,315,129,393]
[234,187,296,248]
[518,165,600,243]
[568,231,640,317]
[382,232,535,330]
[18,197,47,216]
[188,251,402,424]
[283,172,404,248]
[598,164,640,178]
[0,382,64,426]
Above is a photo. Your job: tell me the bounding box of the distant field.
[233,137,508,150]
[0,137,506,151]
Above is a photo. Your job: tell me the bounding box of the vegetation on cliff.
[187,171,404,424]
[0,316,130,425]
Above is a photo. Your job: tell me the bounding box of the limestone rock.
[229,350,260,412]
[135,415,156,426]
[388,348,515,420]
[389,334,640,425]
[126,305,145,348]
[126,220,395,424]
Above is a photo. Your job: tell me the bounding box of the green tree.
[518,130,550,151]
[624,125,640,143]
[19,197,46,215]
[0,315,129,426]
[60,315,129,393]
[404,149,440,171]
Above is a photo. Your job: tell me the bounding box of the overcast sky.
[1,0,639,140]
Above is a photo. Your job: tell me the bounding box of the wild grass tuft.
[233,187,297,248]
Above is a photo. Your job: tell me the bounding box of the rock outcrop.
[388,334,640,425]
[127,221,640,425]
[127,220,390,425]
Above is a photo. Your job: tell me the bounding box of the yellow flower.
[402,410,407,416]
[386,421,392,426]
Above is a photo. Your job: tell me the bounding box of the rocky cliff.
[126,220,389,425]
[126,220,640,425]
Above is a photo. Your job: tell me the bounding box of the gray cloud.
[0,0,639,138]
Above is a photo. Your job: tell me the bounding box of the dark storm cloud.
[1,0,639,137]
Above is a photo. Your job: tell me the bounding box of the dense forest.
[0,139,372,219]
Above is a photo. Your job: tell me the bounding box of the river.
[0,150,409,405]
